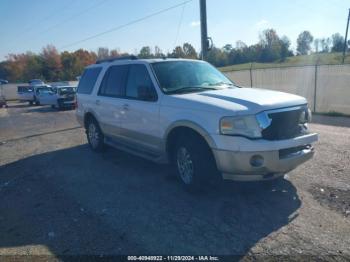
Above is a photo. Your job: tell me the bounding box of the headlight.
[299,107,312,124]
[220,115,262,138]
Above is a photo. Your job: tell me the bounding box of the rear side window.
[77,67,102,94]
[98,65,128,97]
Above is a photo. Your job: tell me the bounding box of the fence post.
[250,63,253,87]
[313,64,318,113]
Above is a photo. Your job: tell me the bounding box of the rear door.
[119,64,161,153]
[94,64,128,138]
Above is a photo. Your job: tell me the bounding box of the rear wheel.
[86,118,105,152]
[173,134,217,190]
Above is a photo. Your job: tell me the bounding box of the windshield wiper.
[166,86,218,94]
[209,81,234,86]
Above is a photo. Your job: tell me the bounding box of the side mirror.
[137,85,157,101]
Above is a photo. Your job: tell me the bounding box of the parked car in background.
[76,57,318,189]
[37,86,76,110]
[28,79,45,86]
[0,79,8,108]
[18,83,51,105]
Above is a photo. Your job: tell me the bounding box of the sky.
[0,0,348,61]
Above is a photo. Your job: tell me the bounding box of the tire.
[173,134,217,190]
[29,101,33,106]
[86,118,105,152]
[34,97,40,106]
[51,105,56,109]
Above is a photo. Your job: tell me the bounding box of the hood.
[161,87,307,115]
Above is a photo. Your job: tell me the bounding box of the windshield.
[151,61,235,94]
[58,87,76,95]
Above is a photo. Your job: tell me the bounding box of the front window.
[151,60,235,94]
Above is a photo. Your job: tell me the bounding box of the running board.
[104,136,163,162]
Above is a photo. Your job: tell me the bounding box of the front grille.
[262,109,302,140]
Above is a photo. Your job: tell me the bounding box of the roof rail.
[95,55,138,64]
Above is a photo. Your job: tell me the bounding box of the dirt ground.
[0,102,349,260]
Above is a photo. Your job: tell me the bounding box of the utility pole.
[200,0,212,61]
[342,8,350,64]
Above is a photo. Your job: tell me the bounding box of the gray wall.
[224,64,350,115]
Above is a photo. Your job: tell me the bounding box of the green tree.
[138,46,153,58]
[280,36,292,61]
[331,33,344,52]
[296,31,314,55]
[259,29,282,62]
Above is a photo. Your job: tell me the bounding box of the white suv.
[76,56,318,188]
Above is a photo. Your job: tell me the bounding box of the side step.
[104,136,163,163]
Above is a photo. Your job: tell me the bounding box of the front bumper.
[212,133,318,181]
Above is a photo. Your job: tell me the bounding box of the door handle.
[95,99,100,105]
[122,104,129,110]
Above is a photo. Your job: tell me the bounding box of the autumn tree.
[182,43,198,59]
[41,45,62,81]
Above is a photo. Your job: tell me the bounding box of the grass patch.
[314,111,350,118]
[219,52,350,72]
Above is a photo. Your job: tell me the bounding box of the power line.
[60,0,193,50]
[39,0,110,35]
[173,1,187,48]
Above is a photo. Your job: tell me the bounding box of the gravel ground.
[0,102,349,260]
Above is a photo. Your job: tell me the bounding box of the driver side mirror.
[137,85,157,101]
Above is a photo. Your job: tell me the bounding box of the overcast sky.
[0,0,348,60]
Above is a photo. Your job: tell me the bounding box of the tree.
[280,36,292,61]
[222,44,233,53]
[296,31,314,55]
[235,41,247,50]
[331,33,345,52]
[259,29,282,62]
[207,47,228,67]
[314,39,320,53]
[41,45,62,81]
[170,46,185,58]
[182,43,197,59]
[138,46,152,58]
[97,47,109,60]
[154,46,164,58]
[320,38,331,53]
[109,49,120,57]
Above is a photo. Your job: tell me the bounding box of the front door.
[119,64,161,154]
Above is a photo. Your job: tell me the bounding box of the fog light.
[250,155,264,167]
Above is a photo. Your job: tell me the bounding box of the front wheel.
[173,135,217,190]
[86,118,105,152]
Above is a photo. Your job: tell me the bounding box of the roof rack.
[95,55,138,64]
